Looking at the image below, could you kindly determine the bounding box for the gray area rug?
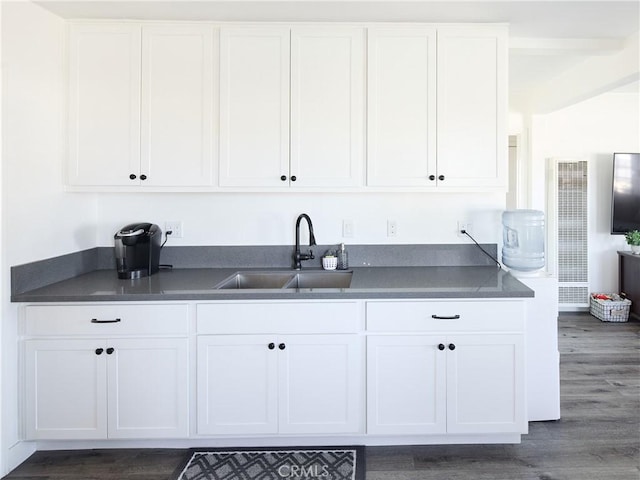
[172,447,365,480]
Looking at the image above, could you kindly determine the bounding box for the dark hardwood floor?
[4,312,639,480]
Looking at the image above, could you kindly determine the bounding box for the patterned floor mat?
[172,446,365,480]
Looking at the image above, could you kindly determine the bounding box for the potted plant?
[625,230,640,254]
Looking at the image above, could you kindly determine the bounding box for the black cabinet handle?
[431,314,460,320]
[438,175,445,181]
[290,176,297,182]
[91,318,121,324]
[140,174,147,181]
[129,174,137,180]
[95,348,104,355]
[278,343,286,350]
[280,175,287,181]
[106,347,115,355]
[448,343,456,351]
[429,175,436,181]
[268,342,275,350]
[438,343,445,351]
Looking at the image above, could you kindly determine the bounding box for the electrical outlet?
[164,221,183,239]
[342,220,355,238]
[387,220,398,237]
[457,221,472,237]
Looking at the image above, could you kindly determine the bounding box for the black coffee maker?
[114,223,162,279]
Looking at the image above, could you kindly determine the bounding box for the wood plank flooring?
[4,312,639,480]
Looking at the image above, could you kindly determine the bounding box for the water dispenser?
[502,210,545,274]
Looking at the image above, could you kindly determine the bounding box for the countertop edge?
[11,266,535,303]
[12,290,534,303]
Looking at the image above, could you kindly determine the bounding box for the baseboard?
[3,440,36,477]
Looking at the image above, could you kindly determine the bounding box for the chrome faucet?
[294,213,317,270]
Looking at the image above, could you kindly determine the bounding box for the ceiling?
[33,0,640,104]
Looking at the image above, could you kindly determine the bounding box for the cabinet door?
[68,24,141,186]
[290,27,365,187]
[107,338,189,439]
[278,334,363,434]
[446,334,526,434]
[367,335,446,435]
[219,27,290,187]
[367,27,437,187]
[197,335,278,434]
[25,339,107,440]
[436,26,507,188]
[141,25,215,186]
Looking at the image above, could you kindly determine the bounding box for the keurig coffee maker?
[114,223,162,279]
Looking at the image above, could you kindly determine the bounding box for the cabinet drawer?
[24,304,189,336]
[197,301,362,334]
[366,300,524,332]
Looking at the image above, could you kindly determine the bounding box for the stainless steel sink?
[285,271,353,289]
[214,272,294,289]
[214,271,353,290]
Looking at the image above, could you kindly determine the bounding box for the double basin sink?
[214,270,353,290]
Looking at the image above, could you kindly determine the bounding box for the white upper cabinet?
[367,27,437,187]
[141,24,215,186]
[290,27,365,187]
[218,27,290,187]
[66,22,505,191]
[68,23,215,188]
[436,26,508,188]
[219,26,365,188]
[68,24,141,186]
[367,25,507,189]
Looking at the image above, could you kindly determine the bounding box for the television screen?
[611,152,640,234]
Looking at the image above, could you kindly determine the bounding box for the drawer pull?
[106,347,115,355]
[91,318,122,324]
[95,348,104,355]
[431,314,460,320]
[438,343,445,351]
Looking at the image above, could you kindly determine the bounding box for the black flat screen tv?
[611,152,640,234]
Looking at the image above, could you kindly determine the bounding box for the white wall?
[1,1,98,474]
[95,192,506,248]
[529,90,640,294]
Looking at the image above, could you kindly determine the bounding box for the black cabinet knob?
[290,176,297,182]
[278,343,286,350]
[439,175,445,181]
[429,175,436,181]
[268,342,275,350]
[140,174,147,181]
[95,348,104,355]
[106,347,115,355]
[438,343,445,351]
[281,175,287,181]
[448,343,455,351]
[129,174,137,180]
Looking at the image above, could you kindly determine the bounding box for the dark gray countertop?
[11,266,534,302]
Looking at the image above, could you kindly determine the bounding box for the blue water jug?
[502,210,545,272]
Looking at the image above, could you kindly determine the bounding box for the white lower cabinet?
[25,339,108,439]
[196,301,364,436]
[25,337,188,440]
[197,334,363,435]
[23,304,189,440]
[366,301,526,436]
[445,334,524,434]
[21,298,526,443]
[367,335,446,434]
